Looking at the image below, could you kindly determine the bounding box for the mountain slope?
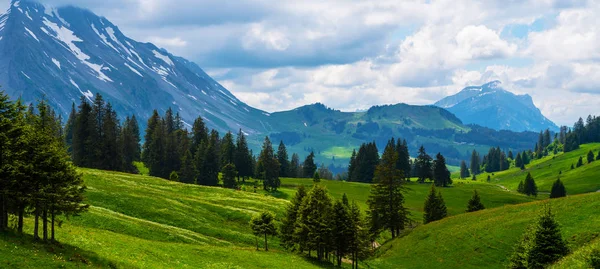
[435,81,558,132]
[0,168,322,268]
[0,0,269,133]
[367,192,600,269]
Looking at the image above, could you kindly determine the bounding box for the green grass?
[550,237,600,269]
[475,143,600,195]
[367,192,600,269]
[1,168,332,269]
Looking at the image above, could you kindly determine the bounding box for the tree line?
[347,139,451,187]
[0,92,87,242]
[65,94,141,173]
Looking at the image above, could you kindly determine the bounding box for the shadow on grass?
[0,230,119,268]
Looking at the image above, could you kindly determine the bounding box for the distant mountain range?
[0,0,543,167]
[435,81,558,132]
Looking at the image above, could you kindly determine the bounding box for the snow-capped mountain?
[0,0,271,133]
[434,81,558,132]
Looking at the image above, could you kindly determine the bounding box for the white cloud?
[147,36,188,48]
[526,4,600,61]
[455,25,517,60]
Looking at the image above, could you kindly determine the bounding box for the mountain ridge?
[434,81,558,132]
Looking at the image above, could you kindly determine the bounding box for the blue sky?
[4,0,599,125]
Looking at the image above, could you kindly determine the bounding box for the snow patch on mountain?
[152,50,174,66]
[52,58,60,69]
[24,27,39,42]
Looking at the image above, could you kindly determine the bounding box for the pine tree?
[508,206,569,268]
[577,156,584,167]
[459,160,470,179]
[348,149,357,181]
[147,119,168,178]
[222,163,238,189]
[121,116,141,173]
[518,180,525,194]
[280,185,307,250]
[470,150,481,175]
[0,92,26,231]
[64,103,76,152]
[220,131,236,167]
[433,153,452,187]
[367,140,408,239]
[198,135,220,186]
[72,97,94,167]
[523,173,538,197]
[179,150,195,184]
[515,153,523,169]
[142,110,161,165]
[396,139,411,180]
[423,185,447,224]
[313,171,320,183]
[100,103,121,171]
[190,116,208,157]
[295,184,334,260]
[332,199,352,267]
[276,141,290,177]
[466,190,485,212]
[234,129,253,182]
[290,153,301,178]
[303,151,317,178]
[415,145,432,183]
[587,150,595,164]
[348,200,369,269]
[249,211,277,251]
[549,178,567,199]
[597,151,600,161]
[257,137,280,191]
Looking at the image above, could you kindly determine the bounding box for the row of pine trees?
[0,92,87,242]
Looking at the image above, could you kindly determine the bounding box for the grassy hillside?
[0,169,327,269]
[477,143,600,195]
[277,178,535,221]
[367,192,600,269]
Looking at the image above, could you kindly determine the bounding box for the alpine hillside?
[435,81,558,132]
[0,0,271,133]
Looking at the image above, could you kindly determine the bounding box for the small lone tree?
[596,151,600,161]
[313,171,320,183]
[487,175,491,182]
[423,185,447,224]
[466,190,485,212]
[523,173,538,197]
[577,156,584,168]
[169,171,179,182]
[508,206,569,268]
[588,150,595,164]
[517,181,525,194]
[549,178,566,199]
[249,211,277,251]
[222,163,238,189]
[459,160,470,179]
